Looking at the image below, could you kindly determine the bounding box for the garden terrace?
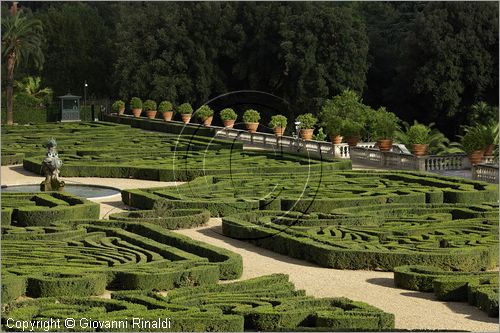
[1,219,243,302]
[2,192,100,226]
[394,265,498,317]
[1,122,350,180]
[221,203,498,271]
[122,170,498,216]
[2,274,394,332]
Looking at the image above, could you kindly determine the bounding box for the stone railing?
[472,163,499,184]
[350,146,476,172]
[215,127,338,159]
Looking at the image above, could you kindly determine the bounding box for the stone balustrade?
[472,163,499,184]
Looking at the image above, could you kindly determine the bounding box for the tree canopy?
[4,1,499,135]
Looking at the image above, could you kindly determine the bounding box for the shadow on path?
[196,223,320,269]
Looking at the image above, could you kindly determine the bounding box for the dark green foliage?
[158,100,173,112]
[296,113,317,129]
[143,99,156,111]
[1,274,26,303]
[1,220,243,301]
[177,102,193,115]
[129,96,142,109]
[243,109,260,123]
[394,265,499,317]
[3,274,394,331]
[2,192,99,226]
[3,121,349,182]
[37,2,113,97]
[109,208,210,229]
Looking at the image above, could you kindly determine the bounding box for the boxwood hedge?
[394,265,498,317]
[1,219,242,301]
[2,192,99,226]
[3,274,395,332]
[2,122,350,181]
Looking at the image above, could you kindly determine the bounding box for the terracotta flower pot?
[412,144,429,156]
[346,136,360,147]
[273,127,285,138]
[245,122,259,133]
[132,108,142,118]
[145,110,157,119]
[329,135,343,145]
[300,128,314,141]
[162,111,173,121]
[181,114,192,124]
[469,150,484,166]
[223,119,235,128]
[202,116,213,127]
[118,107,125,115]
[377,139,393,152]
[484,144,496,156]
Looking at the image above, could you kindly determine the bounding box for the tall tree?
[396,2,498,135]
[38,2,112,97]
[1,3,44,125]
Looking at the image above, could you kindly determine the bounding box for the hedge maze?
[2,192,100,226]
[2,219,243,302]
[394,265,498,317]
[121,171,498,271]
[3,274,395,331]
[1,122,350,181]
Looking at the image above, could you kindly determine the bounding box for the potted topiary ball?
[112,100,125,115]
[269,115,288,138]
[196,105,214,127]
[372,107,400,152]
[220,108,237,128]
[407,123,431,156]
[130,97,143,118]
[177,103,193,124]
[143,99,157,119]
[461,125,489,165]
[158,101,174,121]
[296,113,318,141]
[243,109,260,133]
[342,119,363,146]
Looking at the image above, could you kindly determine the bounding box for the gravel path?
[2,165,497,331]
[175,219,498,331]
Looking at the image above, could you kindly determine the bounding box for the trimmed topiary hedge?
[1,219,243,301]
[3,274,395,332]
[109,208,210,229]
[222,209,497,271]
[2,121,350,181]
[394,265,498,317]
[2,192,100,226]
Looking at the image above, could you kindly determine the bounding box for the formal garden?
[1,1,499,332]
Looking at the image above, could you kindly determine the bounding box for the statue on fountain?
[40,138,65,192]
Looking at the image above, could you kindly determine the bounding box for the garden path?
[1,165,497,331]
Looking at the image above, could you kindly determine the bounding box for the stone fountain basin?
[1,184,120,199]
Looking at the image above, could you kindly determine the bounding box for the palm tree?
[2,9,44,125]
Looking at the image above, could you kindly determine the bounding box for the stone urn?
[273,127,285,138]
[132,108,142,118]
[469,150,484,166]
[245,122,259,133]
[181,114,192,124]
[145,110,157,119]
[377,139,393,152]
[223,120,235,128]
[412,144,429,156]
[330,135,343,145]
[162,111,173,121]
[202,116,213,127]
